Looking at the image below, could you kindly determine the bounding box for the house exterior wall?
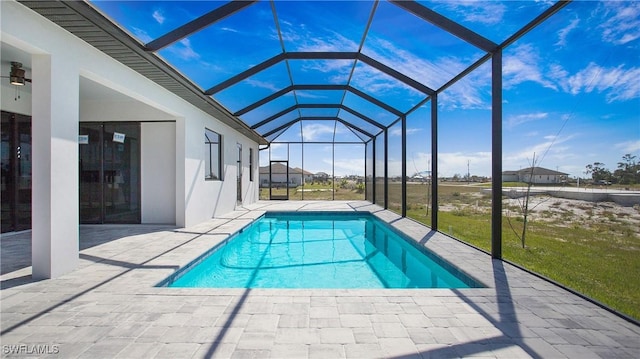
[78,100,178,224]
[1,0,259,276]
[502,174,519,182]
[258,172,302,186]
[521,174,564,184]
[141,122,176,224]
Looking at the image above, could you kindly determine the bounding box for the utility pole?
[467,160,470,184]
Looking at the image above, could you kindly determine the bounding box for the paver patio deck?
[1,201,639,358]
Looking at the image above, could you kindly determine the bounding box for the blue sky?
[92,0,639,178]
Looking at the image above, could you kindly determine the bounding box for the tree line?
[585,154,639,185]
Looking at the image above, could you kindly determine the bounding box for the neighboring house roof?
[259,163,306,175]
[503,167,568,176]
[293,167,314,176]
[315,172,329,177]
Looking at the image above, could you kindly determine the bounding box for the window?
[205,128,221,180]
[249,148,254,181]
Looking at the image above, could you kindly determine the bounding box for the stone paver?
[1,201,639,358]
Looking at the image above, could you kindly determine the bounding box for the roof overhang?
[18,0,268,145]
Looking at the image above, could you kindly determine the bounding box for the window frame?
[249,148,254,181]
[205,128,222,181]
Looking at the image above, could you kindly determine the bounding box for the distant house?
[259,164,313,187]
[502,170,520,182]
[502,167,568,184]
[294,168,315,184]
[314,172,330,182]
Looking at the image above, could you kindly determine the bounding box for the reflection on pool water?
[164,212,483,289]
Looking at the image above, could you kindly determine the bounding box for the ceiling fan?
[2,62,32,101]
[2,62,32,86]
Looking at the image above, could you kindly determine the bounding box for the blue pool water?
[165,212,482,289]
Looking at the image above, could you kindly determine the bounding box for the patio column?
[491,50,503,259]
[31,54,79,279]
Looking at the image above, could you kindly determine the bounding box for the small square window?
[205,128,222,180]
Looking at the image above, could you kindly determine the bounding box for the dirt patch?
[503,195,640,236]
[436,191,640,238]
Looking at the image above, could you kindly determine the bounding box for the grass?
[429,184,640,321]
[259,182,365,201]
[261,181,640,321]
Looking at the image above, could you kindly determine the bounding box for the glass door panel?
[15,115,31,231]
[103,123,140,223]
[1,113,14,232]
[79,123,103,223]
[79,122,140,224]
[1,111,32,233]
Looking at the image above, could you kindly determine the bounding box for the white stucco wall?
[522,174,563,184]
[1,0,260,276]
[141,122,176,224]
[1,0,260,228]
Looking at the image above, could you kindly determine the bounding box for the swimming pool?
[163,212,483,289]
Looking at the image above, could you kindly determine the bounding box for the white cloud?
[598,2,640,45]
[220,27,239,33]
[364,37,488,109]
[132,27,153,43]
[365,37,459,90]
[296,31,359,52]
[504,42,640,103]
[332,157,365,176]
[615,140,640,153]
[506,112,548,129]
[556,18,580,47]
[277,21,358,52]
[264,143,288,164]
[295,91,327,99]
[244,78,281,92]
[438,67,491,110]
[505,134,576,166]
[562,62,640,103]
[464,4,505,25]
[503,44,557,90]
[152,9,165,25]
[298,59,353,84]
[547,63,569,83]
[302,123,338,142]
[435,1,505,25]
[388,127,422,137]
[437,151,492,178]
[351,63,420,98]
[404,151,494,178]
[166,38,200,61]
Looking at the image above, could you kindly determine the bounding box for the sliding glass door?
[1,111,31,233]
[79,122,140,224]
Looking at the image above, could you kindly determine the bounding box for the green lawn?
[413,183,640,321]
[259,182,365,201]
[434,210,640,321]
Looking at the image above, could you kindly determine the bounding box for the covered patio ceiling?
[73,0,567,144]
